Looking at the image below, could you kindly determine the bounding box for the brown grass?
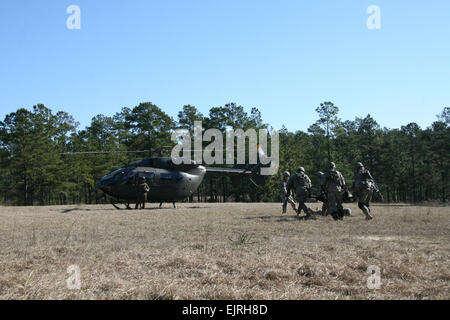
[0,202,448,300]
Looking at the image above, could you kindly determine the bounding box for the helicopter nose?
[95,180,110,193]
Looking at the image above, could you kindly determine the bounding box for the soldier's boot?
[334,203,344,220]
[291,202,297,212]
[331,211,339,220]
[301,206,314,220]
[135,203,139,209]
[364,209,373,220]
[306,213,316,220]
[366,204,373,219]
[306,208,316,220]
[359,202,372,220]
[282,202,287,214]
[337,207,344,219]
[299,204,305,217]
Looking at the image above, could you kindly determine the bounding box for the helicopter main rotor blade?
[204,167,253,176]
[61,150,150,155]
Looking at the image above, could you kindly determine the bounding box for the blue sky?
[0,0,449,131]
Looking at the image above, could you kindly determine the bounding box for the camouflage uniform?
[320,162,346,220]
[135,178,150,209]
[281,172,297,214]
[353,162,374,220]
[287,167,314,219]
[317,171,329,216]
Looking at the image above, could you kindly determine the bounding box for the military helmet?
[297,167,305,173]
[355,162,364,169]
[283,171,290,177]
[328,162,336,169]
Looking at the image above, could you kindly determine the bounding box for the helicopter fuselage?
[96,160,206,202]
[95,153,270,205]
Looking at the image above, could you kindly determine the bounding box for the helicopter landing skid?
[110,199,132,210]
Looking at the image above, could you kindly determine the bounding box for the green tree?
[118,102,175,154]
[313,102,340,162]
[0,105,77,205]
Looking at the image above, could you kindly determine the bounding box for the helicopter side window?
[102,168,125,180]
[160,173,172,180]
[114,172,125,182]
[144,172,155,179]
[134,172,155,181]
[111,168,133,183]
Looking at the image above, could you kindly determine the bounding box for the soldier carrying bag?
[327,171,340,185]
[359,170,374,191]
[296,173,308,188]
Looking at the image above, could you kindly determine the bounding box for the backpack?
[361,170,372,182]
[327,170,340,184]
[296,173,310,188]
[296,173,307,187]
[360,170,374,190]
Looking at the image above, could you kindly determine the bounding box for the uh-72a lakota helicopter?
[66,146,275,209]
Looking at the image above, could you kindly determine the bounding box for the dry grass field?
[0,202,448,300]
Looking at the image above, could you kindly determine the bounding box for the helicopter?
[70,146,275,209]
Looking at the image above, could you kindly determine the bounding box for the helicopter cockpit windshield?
[98,167,135,186]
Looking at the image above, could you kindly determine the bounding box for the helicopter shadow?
[129,206,211,212]
[127,207,173,212]
[60,208,95,213]
[244,215,317,222]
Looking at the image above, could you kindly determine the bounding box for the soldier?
[281,171,297,214]
[316,171,329,216]
[135,177,150,209]
[320,162,346,220]
[353,162,375,220]
[287,167,315,219]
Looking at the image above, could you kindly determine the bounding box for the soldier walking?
[316,171,329,216]
[320,162,346,220]
[281,171,297,214]
[353,162,376,220]
[135,177,150,209]
[287,167,315,219]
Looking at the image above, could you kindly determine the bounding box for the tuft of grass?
[228,232,256,246]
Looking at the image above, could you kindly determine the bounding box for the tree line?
[0,102,448,206]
